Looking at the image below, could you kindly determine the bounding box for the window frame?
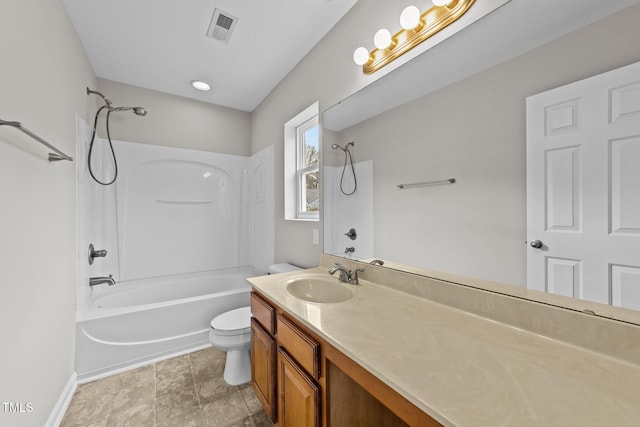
[284,101,319,222]
[295,116,320,220]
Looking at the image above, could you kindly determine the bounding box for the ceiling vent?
[206,8,239,44]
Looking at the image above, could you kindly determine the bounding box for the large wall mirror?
[322,0,640,325]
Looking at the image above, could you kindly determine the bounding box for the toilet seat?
[210,306,251,336]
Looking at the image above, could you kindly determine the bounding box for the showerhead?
[87,87,147,116]
[331,142,355,151]
[133,107,147,116]
[111,106,147,116]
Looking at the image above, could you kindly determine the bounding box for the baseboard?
[45,372,77,427]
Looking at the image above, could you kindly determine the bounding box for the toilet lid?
[210,306,251,331]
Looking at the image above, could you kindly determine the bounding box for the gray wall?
[97,79,251,155]
[0,1,96,426]
[250,0,415,268]
[252,1,640,276]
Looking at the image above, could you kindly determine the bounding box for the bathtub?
[75,266,259,381]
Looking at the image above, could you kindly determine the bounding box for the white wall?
[96,78,251,156]
[0,1,96,426]
[252,1,640,279]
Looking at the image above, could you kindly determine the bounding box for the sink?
[286,276,354,303]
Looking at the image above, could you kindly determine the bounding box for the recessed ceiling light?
[190,80,211,91]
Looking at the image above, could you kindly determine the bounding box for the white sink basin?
[286,276,354,303]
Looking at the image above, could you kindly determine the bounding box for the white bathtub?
[75,267,259,381]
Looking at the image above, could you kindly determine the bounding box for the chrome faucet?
[89,275,115,287]
[328,263,365,285]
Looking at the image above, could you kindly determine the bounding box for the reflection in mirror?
[322,0,640,324]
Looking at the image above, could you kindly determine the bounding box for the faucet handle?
[351,268,365,284]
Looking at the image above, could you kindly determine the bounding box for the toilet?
[209,263,301,385]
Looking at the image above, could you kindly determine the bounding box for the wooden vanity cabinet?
[250,318,277,421]
[250,293,277,421]
[278,347,320,427]
[250,290,441,427]
[251,291,321,425]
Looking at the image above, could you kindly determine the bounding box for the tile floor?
[61,346,273,427]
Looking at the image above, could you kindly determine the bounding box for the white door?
[526,61,640,310]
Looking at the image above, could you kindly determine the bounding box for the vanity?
[249,254,640,427]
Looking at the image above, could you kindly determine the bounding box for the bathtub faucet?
[89,275,116,287]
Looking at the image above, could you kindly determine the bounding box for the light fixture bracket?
[363,0,476,74]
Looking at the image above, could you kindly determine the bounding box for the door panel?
[251,318,277,422]
[527,61,640,308]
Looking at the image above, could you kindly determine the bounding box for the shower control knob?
[529,240,544,249]
[345,228,357,240]
[89,243,108,265]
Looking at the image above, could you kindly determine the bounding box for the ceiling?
[63,0,358,112]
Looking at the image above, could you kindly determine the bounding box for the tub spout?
[90,275,115,287]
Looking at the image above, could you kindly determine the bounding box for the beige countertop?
[248,266,640,427]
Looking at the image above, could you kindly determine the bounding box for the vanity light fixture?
[353,0,475,74]
[190,80,211,91]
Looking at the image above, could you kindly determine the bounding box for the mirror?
[322,0,640,324]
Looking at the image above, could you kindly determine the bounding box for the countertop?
[248,266,640,427]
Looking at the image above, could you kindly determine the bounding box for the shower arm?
[86,87,111,107]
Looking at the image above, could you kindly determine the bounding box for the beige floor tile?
[74,376,118,401]
[197,376,238,404]
[251,410,274,427]
[110,381,156,413]
[156,354,194,396]
[190,346,226,384]
[238,384,262,415]
[60,394,112,427]
[156,386,201,421]
[105,401,155,427]
[155,407,205,427]
[64,348,268,427]
[86,419,108,427]
[202,390,251,427]
[189,346,226,365]
[115,364,155,390]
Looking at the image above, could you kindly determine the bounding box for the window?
[284,102,320,221]
[296,117,319,219]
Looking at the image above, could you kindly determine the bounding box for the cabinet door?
[251,318,277,422]
[277,348,320,427]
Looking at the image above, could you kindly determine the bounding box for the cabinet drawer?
[277,315,320,379]
[251,292,276,335]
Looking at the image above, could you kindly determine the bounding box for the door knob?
[530,240,543,249]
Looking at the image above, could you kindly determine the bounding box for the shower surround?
[75,117,274,380]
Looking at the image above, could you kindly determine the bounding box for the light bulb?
[353,47,370,66]
[432,0,454,6]
[400,6,421,30]
[190,80,211,91]
[373,29,392,50]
